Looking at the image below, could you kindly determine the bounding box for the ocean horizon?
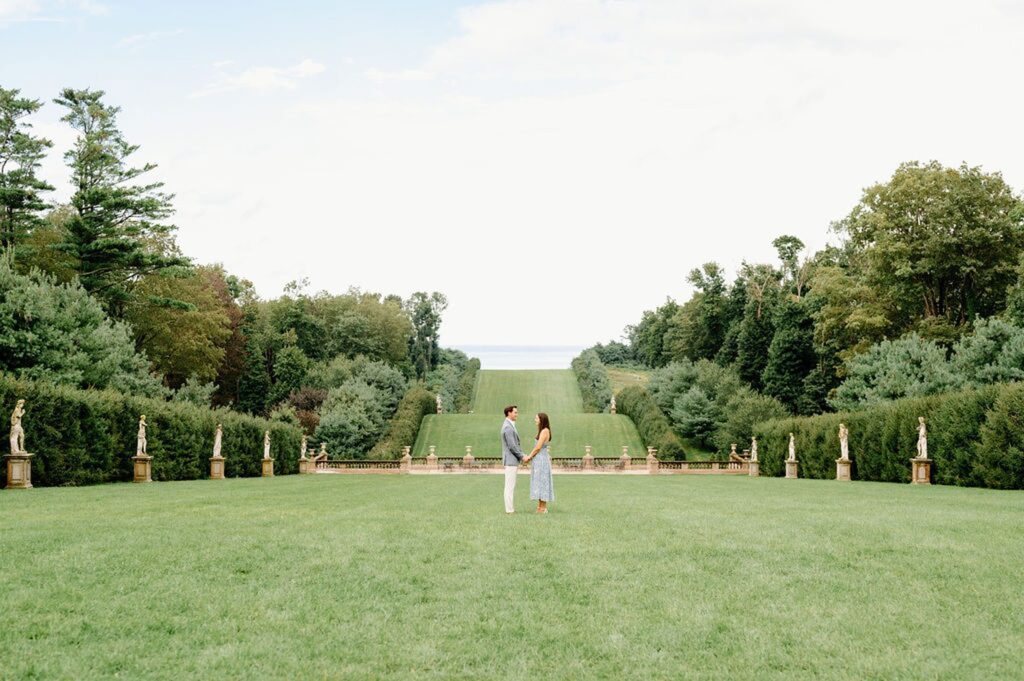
[453,345,587,370]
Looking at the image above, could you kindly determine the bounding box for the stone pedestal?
[5,452,34,489]
[582,445,594,470]
[749,461,760,477]
[210,455,225,480]
[620,446,631,470]
[911,457,931,485]
[298,458,310,474]
[836,458,851,481]
[646,448,659,474]
[261,458,274,477]
[426,445,438,471]
[463,451,475,468]
[132,455,152,483]
[785,459,799,479]
[401,449,412,472]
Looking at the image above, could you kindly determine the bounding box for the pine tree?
[761,300,815,411]
[0,87,53,262]
[735,297,775,389]
[55,88,186,315]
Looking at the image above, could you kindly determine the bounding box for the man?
[501,405,524,514]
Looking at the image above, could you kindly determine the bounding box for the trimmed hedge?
[616,385,686,460]
[571,350,612,413]
[752,383,1019,487]
[455,358,480,413]
[368,385,436,459]
[0,373,303,487]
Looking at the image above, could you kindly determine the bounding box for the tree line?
[0,85,462,457]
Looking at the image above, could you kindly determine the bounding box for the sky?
[3,0,1024,346]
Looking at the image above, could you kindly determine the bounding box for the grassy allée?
[2,475,1022,680]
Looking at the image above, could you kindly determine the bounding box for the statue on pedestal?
[10,399,25,455]
[137,415,148,455]
[263,430,271,459]
[610,395,616,414]
[436,393,443,414]
[916,417,928,459]
[788,433,796,462]
[213,424,223,458]
[300,435,308,459]
[750,436,758,462]
[839,423,849,461]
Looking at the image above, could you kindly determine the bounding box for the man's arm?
[503,427,524,461]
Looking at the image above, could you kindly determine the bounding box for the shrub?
[752,383,1013,488]
[0,373,303,487]
[616,385,686,460]
[368,385,436,459]
[571,350,612,413]
[454,358,480,412]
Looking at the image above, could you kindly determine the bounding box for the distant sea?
[453,345,587,370]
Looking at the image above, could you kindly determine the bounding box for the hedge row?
[616,385,686,460]
[571,350,613,413]
[0,374,304,487]
[752,382,1024,489]
[455,358,481,413]
[368,385,436,459]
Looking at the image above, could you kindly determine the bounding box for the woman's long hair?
[536,412,552,441]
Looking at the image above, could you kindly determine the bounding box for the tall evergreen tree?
[406,291,448,378]
[0,87,53,262]
[761,299,815,412]
[55,88,186,315]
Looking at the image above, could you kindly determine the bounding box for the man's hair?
[504,405,518,417]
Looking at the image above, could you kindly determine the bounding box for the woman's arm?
[524,429,550,462]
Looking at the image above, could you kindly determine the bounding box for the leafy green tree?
[714,276,747,366]
[761,299,815,412]
[236,307,273,415]
[0,261,164,396]
[269,344,310,407]
[830,334,957,410]
[837,161,1024,330]
[712,388,788,453]
[628,299,679,368]
[172,376,217,407]
[55,88,186,314]
[406,291,448,378]
[0,87,53,263]
[666,263,728,361]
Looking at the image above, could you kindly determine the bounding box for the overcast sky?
[3,0,1024,346]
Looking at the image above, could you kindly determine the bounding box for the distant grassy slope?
[413,413,645,458]
[607,367,650,394]
[470,369,584,416]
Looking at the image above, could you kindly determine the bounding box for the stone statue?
[916,417,928,459]
[263,430,271,459]
[839,423,849,461]
[788,432,796,462]
[730,443,737,457]
[300,435,308,459]
[213,424,223,458]
[610,395,617,414]
[9,399,26,455]
[750,436,758,462]
[137,415,147,456]
[436,393,443,414]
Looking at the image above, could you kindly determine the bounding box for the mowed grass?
[607,366,650,393]
[413,413,645,458]
[470,370,585,415]
[1,476,1022,680]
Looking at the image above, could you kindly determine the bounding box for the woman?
[523,413,554,513]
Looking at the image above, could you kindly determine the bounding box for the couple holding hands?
[500,405,555,514]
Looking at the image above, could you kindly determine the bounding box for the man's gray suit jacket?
[501,419,524,466]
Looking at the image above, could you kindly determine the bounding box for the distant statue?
[137,415,148,456]
[436,393,443,414]
[788,433,796,462]
[10,399,26,454]
[610,395,617,414]
[839,423,849,460]
[916,417,928,459]
[263,430,271,459]
[750,436,758,462]
[300,435,308,459]
[213,424,223,458]
[316,442,328,461]
[730,443,737,457]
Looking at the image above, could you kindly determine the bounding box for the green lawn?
[2,476,1022,679]
[470,369,585,415]
[607,366,650,394]
[413,413,645,458]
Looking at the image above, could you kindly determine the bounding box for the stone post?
[5,452,34,489]
[646,447,659,474]
[463,445,474,468]
[426,445,438,471]
[620,446,631,470]
[748,459,760,477]
[582,445,594,470]
[132,454,152,483]
[401,446,412,472]
[262,457,274,477]
[785,459,799,479]
[910,457,932,485]
[835,458,851,481]
[210,454,225,480]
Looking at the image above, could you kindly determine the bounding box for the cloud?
[364,68,433,82]
[190,58,326,98]
[0,0,41,24]
[0,0,106,26]
[117,28,183,48]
